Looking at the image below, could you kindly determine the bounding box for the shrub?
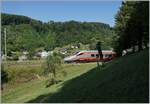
[43,54,62,87]
[43,54,62,77]
[1,64,9,90]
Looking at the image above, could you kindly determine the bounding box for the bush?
[43,54,62,77]
[45,78,62,88]
[43,54,62,87]
[1,64,9,90]
[53,52,65,58]
[1,70,9,84]
[12,54,19,60]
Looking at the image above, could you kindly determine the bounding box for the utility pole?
[4,28,7,62]
[4,28,8,72]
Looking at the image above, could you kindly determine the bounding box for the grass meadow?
[2,49,149,103]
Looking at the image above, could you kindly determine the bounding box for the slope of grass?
[2,63,97,103]
[28,49,149,103]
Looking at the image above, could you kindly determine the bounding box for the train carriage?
[64,50,116,63]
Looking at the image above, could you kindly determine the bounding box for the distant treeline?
[1,13,115,57]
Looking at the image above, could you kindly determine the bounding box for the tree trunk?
[144,41,148,49]
[138,38,143,51]
[132,45,135,53]
[53,69,56,78]
[97,55,100,68]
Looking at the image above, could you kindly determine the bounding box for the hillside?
[1,13,116,59]
[28,49,149,103]
[1,13,36,25]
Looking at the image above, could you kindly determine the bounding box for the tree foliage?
[1,13,116,59]
[1,13,32,25]
[43,54,62,78]
[114,1,149,56]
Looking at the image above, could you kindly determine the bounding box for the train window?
[91,54,95,57]
[73,51,79,55]
[109,54,112,58]
[77,53,84,56]
[105,54,112,58]
[105,54,108,58]
[96,54,99,58]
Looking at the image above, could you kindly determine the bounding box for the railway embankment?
[28,49,149,103]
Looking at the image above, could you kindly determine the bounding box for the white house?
[37,51,53,58]
[41,51,49,58]
[18,55,27,61]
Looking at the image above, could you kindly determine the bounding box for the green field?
[2,62,97,103]
[2,49,149,103]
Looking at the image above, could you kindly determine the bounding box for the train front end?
[63,55,77,63]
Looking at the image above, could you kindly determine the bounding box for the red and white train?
[64,50,116,63]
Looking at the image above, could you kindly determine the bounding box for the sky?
[1,1,122,27]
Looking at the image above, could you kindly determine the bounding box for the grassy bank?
[2,49,149,103]
[2,62,97,103]
[29,49,149,103]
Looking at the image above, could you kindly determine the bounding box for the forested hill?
[1,13,115,57]
[1,13,35,25]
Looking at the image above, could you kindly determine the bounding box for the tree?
[114,1,135,56]
[44,32,56,51]
[124,1,149,51]
[114,1,149,56]
[43,54,62,87]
